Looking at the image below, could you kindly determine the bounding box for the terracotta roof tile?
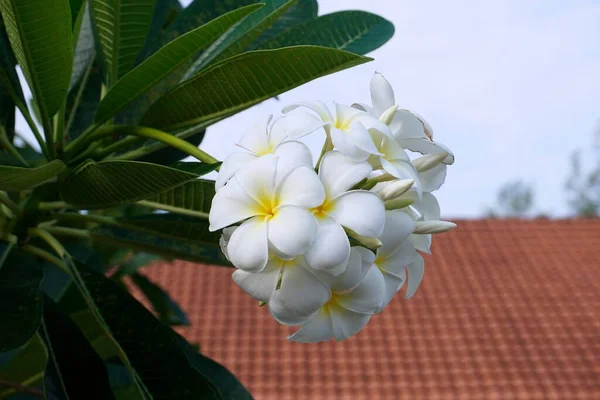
[138,219,600,399]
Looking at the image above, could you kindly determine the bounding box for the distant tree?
[487,180,535,218]
[565,126,600,217]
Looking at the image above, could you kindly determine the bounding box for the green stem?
[68,142,102,164]
[64,122,101,155]
[39,226,91,240]
[0,192,22,215]
[65,59,94,135]
[315,134,333,170]
[137,200,209,219]
[18,104,48,159]
[38,201,70,211]
[66,125,218,164]
[0,127,29,166]
[53,101,67,158]
[48,212,117,226]
[42,117,55,159]
[22,244,69,274]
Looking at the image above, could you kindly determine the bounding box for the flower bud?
[344,227,382,250]
[377,179,414,201]
[384,197,414,210]
[412,152,448,173]
[413,220,457,234]
[379,105,399,125]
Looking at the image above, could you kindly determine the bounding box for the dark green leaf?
[94,3,263,125]
[0,160,66,191]
[69,0,85,25]
[0,334,47,398]
[130,273,189,326]
[65,61,103,141]
[116,214,219,245]
[60,160,200,208]
[141,46,371,131]
[78,267,224,399]
[41,297,116,400]
[0,0,73,120]
[258,11,395,55]
[69,2,95,91]
[90,0,157,84]
[0,15,25,108]
[118,252,162,275]
[169,162,220,175]
[137,129,206,165]
[147,179,214,214]
[249,0,317,49]
[91,224,230,265]
[0,244,44,352]
[135,0,183,61]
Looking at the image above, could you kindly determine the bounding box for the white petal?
[234,154,276,207]
[399,138,455,165]
[215,152,257,190]
[315,246,374,292]
[318,151,372,198]
[349,122,383,155]
[219,226,236,261]
[410,233,432,254]
[232,259,281,302]
[381,158,422,198]
[269,263,330,325]
[412,192,441,221]
[378,131,410,162]
[330,191,386,237]
[236,115,272,154]
[329,304,372,341]
[390,110,427,140]
[283,101,333,123]
[275,165,325,208]
[379,269,406,311]
[336,265,385,314]
[270,112,326,143]
[378,240,417,277]
[268,206,317,258]
[351,103,374,115]
[405,253,425,299]
[288,308,333,343]
[370,72,395,117]
[419,163,447,192]
[330,126,373,161]
[304,217,350,274]
[273,141,313,172]
[334,102,365,126]
[209,178,259,231]
[379,210,416,257]
[227,216,269,272]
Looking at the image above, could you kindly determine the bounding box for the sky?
[15,0,600,218]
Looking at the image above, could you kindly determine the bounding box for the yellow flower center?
[334,117,351,131]
[311,198,334,219]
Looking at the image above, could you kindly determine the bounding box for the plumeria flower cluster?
[209,72,456,343]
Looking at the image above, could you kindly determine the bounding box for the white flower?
[209,155,324,272]
[215,115,322,189]
[233,255,330,324]
[305,151,386,274]
[287,247,386,343]
[355,72,455,165]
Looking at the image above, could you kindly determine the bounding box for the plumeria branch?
[0,127,30,166]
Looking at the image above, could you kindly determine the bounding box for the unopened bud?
[258,301,266,307]
[379,105,399,125]
[384,197,414,210]
[344,227,382,250]
[412,152,448,173]
[413,220,456,234]
[377,179,414,201]
[362,173,396,190]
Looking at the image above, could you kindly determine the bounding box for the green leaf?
[65,61,103,141]
[0,160,66,192]
[118,252,162,275]
[0,85,14,143]
[0,334,47,398]
[77,267,226,399]
[249,0,317,49]
[90,0,157,85]
[147,179,214,214]
[0,15,25,121]
[137,129,206,165]
[41,297,116,400]
[0,244,44,352]
[91,224,230,265]
[69,2,95,91]
[94,3,263,125]
[169,162,221,175]
[0,0,73,120]
[130,273,189,326]
[60,160,200,208]
[135,0,183,61]
[115,214,218,245]
[142,46,371,131]
[257,11,395,55]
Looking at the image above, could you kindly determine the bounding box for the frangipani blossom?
[209,155,324,272]
[355,72,455,165]
[305,151,386,274]
[283,101,391,162]
[288,247,386,343]
[215,115,323,189]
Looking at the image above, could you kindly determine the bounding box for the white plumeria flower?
[215,115,323,189]
[233,255,330,324]
[209,155,324,272]
[287,247,386,343]
[283,101,391,162]
[354,72,454,165]
[305,151,386,274]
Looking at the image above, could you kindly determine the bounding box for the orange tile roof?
[139,219,600,399]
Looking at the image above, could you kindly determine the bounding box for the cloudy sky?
[15,1,600,218]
